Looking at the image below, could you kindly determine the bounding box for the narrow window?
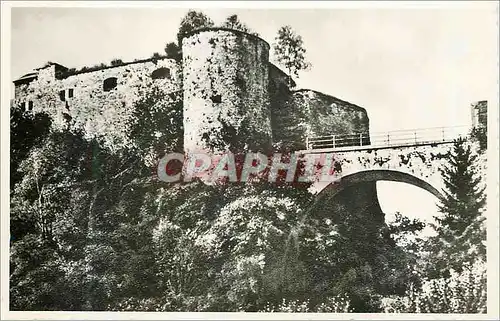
[28,101,33,111]
[59,90,66,102]
[68,88,74,98]
[103,77,117,92]
[151,67,171,80]
[20,102,26,110]
[211,94,222,104]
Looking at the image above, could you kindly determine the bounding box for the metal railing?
[305,125,470,151]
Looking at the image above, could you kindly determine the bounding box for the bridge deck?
[299,139,457,154]
[302,125,469,154]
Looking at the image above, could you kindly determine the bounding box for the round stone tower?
[181,27,273,155]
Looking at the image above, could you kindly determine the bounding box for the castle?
[13,27,370,155]
[12,26,488,244]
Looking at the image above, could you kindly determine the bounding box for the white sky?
[9,3,498,229]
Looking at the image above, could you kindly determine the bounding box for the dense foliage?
[8,87,419,312]
[12,95,486,313]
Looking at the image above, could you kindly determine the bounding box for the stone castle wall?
[14,59,181,150]
[13,28,370,154]
[293,89,369,139]
[182,28,273,154]
[270,87,370,151]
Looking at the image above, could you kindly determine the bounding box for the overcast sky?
[9,3,498,228]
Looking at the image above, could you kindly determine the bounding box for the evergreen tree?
[427,138,486,278]
[436,138,486,233]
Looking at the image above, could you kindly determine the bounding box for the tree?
[272,26,311,87]
[296,187,426,313]
[382,138,488,313]
[426,138,486,278]
[177,10,215,44]
[164,42,182,62]
[222,14,257,35]
[9,81,185,311]
[381,263,487,313]
[110,58,124,66]
[10,128,98,310]
[10,106,52,190]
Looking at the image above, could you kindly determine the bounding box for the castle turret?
[181,27,273,155]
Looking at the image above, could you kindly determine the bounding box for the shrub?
[110,59,124,66]
[259,296,351,313]
[381,263,487,313]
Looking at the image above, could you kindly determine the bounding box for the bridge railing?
[305,125,470,150]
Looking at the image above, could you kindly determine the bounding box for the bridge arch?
[318,169,445,202]
[298,142,457,223]
[301,169,445,225]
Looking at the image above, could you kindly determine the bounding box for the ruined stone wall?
[182,28,273,154]
[269,88,370,150]
[293,89,369,138]
[471,100,487,129]
[14,30,371,155]
[14,59,181,150]
[268,64,300,151]
[268,63,295,91]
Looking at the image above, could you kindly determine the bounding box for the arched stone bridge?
[299,126,471,217]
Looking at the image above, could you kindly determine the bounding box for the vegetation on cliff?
[10,86,487,313]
